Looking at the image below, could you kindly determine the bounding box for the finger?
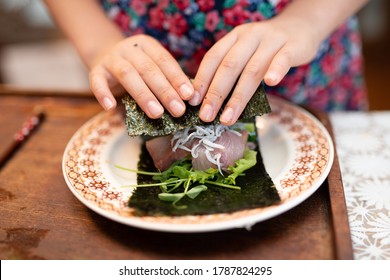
[107,58,164,119]
[89,68,117,110]
[143,38,194,100]
[124,48,186,117]
[199,35,261,122]
[220,39,285,125]
[189,32,238,106]
[264,45,295,86]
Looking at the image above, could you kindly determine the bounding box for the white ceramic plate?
[62,96,334,232]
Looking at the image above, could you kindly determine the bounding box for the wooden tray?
[0,92,352,260]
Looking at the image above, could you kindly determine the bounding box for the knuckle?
[206,87,224,100]
[175,73,189,83]
[229,93,244,106]
[203,49,220,63]
[283,50,293,63]
[192,75,207,89]
[90,80,103,94]
[220,57,238,70]
[141,34,156,43]
[89,70,102,80]
[192,76,210,97]
[232,23,252,35]
[154,52,171,65]
[137,61,156,76]
[157,86,174,100]
[268,29,287,42]
[88,72,98,82]
[89,73,105,94]
[89,72,99,84]
[279,49,292,64]
[129,33,148,44]
[249,22,262,33]
[115,64,132,79]
[135,34,148,41]
[243,63,261,77]
[130,89,148,101]
[232,24,244,33]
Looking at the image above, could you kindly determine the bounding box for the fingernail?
[179,83,194,99]
[200,104,214,122]
[102,97,115,110]
[170,99,186,116]
[189,91,201,106]
[220,107,235,124]
[265,71,279,83]
[147,100,164,117]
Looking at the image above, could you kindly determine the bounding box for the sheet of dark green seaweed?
[128,141,280,217]
[123,83,271,137]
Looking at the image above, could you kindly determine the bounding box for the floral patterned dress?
[101,0,367,111]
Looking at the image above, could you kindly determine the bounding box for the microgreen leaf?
[114,164,161,176]
[189,169,218,183]
[204,180,241,190]
[224,149,257,185]
[159,193,187,209]
[173,166,191,179]
[158,192,185,202]
[186,185,208,199]
[152,159,191,181]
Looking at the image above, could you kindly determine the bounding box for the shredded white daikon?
[171,124,241,174]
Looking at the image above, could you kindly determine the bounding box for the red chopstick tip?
[12,106,46,142]
[1,106,46,168]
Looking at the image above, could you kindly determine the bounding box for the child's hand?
[89,34,194,118]
[190,18,319,126]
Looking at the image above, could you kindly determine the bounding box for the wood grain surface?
[0,92,352,260]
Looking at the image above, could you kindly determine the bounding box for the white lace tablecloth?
[330,112,390,260]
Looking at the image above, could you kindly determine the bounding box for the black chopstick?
[0,106,46,169]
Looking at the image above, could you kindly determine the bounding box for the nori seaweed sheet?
[128,140,280,216]
[123,83,271,136]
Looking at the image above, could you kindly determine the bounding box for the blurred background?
[0,0,389,109]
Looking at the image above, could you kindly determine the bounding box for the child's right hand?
[89,34,194,118]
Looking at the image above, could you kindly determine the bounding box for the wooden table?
[0,87,353,260]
